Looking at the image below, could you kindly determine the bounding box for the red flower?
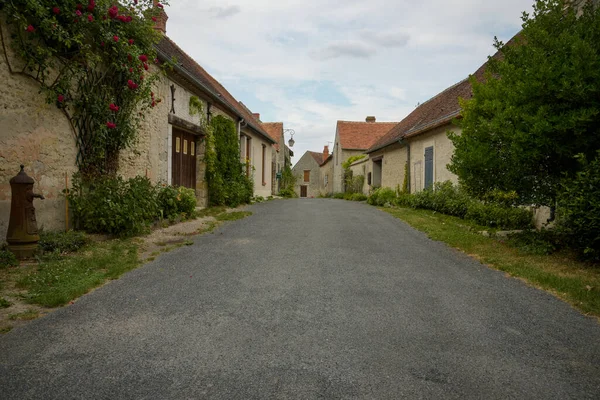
[106,122,116,129]
[76,10,82,16]
[76,3,83,10]
[151,16,157,22]
[57,94,65,103]
[127,54,132,61]
[87,14,93,22]
[143,63,149,71]
[138,54,148,62]
[53,7,60,15]
[113,35,119,42]
[156,3,163,8]
[109,103,119,112]
[87,0,96,12]
[154,58,159,64]
[128,39,134,45]
[139,75,144,80]
[129,67,133,73]
[151,100,156,108]
[101,41,105,47]
[108,5,118,18]
[26,25,35,32]
[127,80,138,90]
[151,92,154,97]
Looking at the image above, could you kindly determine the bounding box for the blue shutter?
[424,146,434,190]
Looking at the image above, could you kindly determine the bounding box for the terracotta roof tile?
[337,121,399,150]
[156,36,274,143]
[308,151,324,165]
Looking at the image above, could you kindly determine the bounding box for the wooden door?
[172,129,197,189]
[300,186,307,198]
[424,146,434,190]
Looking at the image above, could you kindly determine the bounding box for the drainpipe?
[399,138,411,193]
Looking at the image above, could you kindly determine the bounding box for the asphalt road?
[1,199,599,399]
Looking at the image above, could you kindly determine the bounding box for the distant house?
[261,122,294,195]
[331,117,398,193]
[319,146,333,196]
[292,149,329,198]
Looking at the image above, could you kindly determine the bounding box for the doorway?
[172,129,198,189]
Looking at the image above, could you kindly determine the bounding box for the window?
[324,174,328,186]
[304,170,310,183]
[191,141,195,156]
[262,144,266,186]
[367,172,372,185]
[175,137,180,153]
[183,139,188,155]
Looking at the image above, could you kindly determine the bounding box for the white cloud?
[208,5,241,19]
[163,0,534,164]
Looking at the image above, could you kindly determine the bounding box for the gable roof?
[367,34,520,154]
[337,121,399,150]
[309,151,324,165]
[155,36,275,144]
[261,122,283,151]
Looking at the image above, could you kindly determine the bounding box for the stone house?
[292,150,328,198]
[331,117,398,194]
[0,10,274,238]
[261,122,294,195]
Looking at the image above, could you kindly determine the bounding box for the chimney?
[366,116,376,123]
[253,113,261,121]
[323,145,329,161]
[153,0,168,34]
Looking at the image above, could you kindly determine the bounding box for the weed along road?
[1,199,600,399]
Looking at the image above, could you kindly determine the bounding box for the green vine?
[1,0,170,178]
[204,115,253,207]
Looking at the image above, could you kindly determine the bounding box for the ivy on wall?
[0,0,169,178]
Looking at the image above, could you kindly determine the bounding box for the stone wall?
[0,23,77,240]
[319,160,334,196]
[348,159,369,194]
[242,128,273,198]
[292,152,320,198]
[367,143,408,193]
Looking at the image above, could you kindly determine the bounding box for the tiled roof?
[337,121,399,150]
[367,35,518,153]
[261,122,283,152]
[321,154,333,166]
[309,151,324,166]
[155,36,274,144]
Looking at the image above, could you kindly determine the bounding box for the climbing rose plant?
[1,0,169,177]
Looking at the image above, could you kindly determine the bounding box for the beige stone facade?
[0,22,77,239]
[407,124,459,193]
[319,157,334,196]
[240,129,273,198]
[292,152,321,198]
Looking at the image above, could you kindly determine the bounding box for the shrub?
[176,187,197,217]
[39,231,90,254]
[0,297,12,308]
[0,249,18,269]
[557,152,600,261]
[333,193,345,199]
[367,187,396,206]
[351,193,368,201]
[409,182,473,218]
[506,230,562,256]
[68,175,159,237]
[465,202,533,230]
[157,185,179,219]
[279,188,297,198]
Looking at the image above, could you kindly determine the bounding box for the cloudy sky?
[164,0,534,164]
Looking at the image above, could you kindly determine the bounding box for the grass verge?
[17,239,139,308]
[383,207,600,318]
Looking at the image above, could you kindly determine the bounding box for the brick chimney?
[153,0,168,34]
[323,145,329,161]
[366,116,376,123]
[253,113,261,121]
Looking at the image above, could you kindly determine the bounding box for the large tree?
[448,0,600,207]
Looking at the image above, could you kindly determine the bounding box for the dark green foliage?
[350,193,368,201]
[370,181,533,230]
[157,186,197,220]
[464,202,534,230]
[68,175,159,237]
[39,231,90,254]
[449,0,600,206]
[557,152,600,260]
[367,187,396,206]
[0,249,18,269]
[333,193,345,199]
[279,165,297,198]
[206,116,254,207]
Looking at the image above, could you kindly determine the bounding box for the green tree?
[448,0,600,207]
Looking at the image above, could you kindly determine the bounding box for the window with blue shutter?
[424,146,434,190]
